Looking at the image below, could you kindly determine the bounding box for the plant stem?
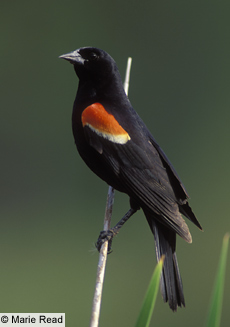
[89,57,132,327]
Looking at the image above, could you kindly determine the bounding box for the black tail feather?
[145,213,185,311]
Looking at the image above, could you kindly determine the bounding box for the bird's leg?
[96,208,137,253]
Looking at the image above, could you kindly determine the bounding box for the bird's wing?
[81,103,192,242]
[111,139,192,243]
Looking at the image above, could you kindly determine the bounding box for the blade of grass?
[206,233,229,327]
[135,256,165,327]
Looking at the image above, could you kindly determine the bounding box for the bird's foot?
[95,229,117,253]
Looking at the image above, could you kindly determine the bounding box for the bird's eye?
[89,52,98,61]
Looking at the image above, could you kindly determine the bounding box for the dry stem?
[89,57,132,327]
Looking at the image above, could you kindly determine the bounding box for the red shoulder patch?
[81,103,130,144]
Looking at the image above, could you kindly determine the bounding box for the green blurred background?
[1,1,230,326]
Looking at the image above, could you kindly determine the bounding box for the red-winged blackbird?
[60,47,202,311]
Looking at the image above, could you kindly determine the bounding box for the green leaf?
[206,233,229,327]
[135,256,165,327]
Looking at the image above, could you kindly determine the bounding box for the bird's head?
[59,47,118,82]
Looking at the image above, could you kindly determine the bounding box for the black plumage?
[60,47,202,311]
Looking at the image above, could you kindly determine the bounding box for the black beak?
[59,49,84,65]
